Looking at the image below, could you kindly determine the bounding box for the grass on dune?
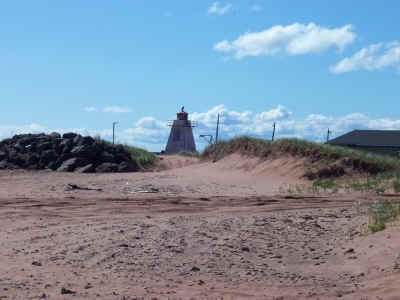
[122,145,158,168]
[201,136,400,172]
[177,151,200,158]
[368,200,400,232]
[94,136,157,168]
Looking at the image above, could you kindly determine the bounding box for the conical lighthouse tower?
[165,107,197,154]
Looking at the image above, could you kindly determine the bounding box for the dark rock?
[0,160,17,170]
[14,141,26,153]
[62,132,78,139]
[17,136,36,147]
[118,161,136,172]
[0,133,139,173]
[114,153,130,164]
[60,287,76,295]
[9,153,25,166]
[73,135,82,145]
[79,136,95,146]
[37,142,53,152]
[59,139,73,154]
[241,246,250,252]
[344,248,355,255]
[57,158,87,172]
[40,150,58,168]
[191,266,200,272]
[95,163,119,173]
[75,164,94,173]
[71,144,99,160]
[0,151,7,161]
[99,151,115,163]
[49,132,61,139]
[32,261,42,266]
[22,153,39,168]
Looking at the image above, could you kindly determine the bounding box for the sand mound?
[153,155,200,171]
[202,137,398,179]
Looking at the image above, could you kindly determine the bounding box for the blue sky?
[1,1,400,151]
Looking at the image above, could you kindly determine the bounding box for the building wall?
[165,120,196,154]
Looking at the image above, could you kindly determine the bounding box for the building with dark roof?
[327,130,400,157]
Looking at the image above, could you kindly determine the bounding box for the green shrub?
[177,151,200,158]
[393,179,400,193]
[123,145,158,168]
[368,222,386,233]
[312,179,340,190]
[368,200,400,233]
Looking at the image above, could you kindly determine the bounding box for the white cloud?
[214,23,356,59]
[84,107,97,112]
[84,106,133,113]
[187,105,400,143]
[208,2,233,15]
[250,4,263,12]
[255,105,292,121]
[191,104,253,127]
[330,41,400,73]
[103,106,133,113]
[123,117,169,146]
[3,105,400,151]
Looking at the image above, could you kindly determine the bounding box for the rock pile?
[0,133,139,173]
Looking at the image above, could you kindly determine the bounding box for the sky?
[1,1,400,151]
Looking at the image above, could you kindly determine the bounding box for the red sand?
[0,154,399,299]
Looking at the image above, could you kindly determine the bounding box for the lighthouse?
[165,107,197,154]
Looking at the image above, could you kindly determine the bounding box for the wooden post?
[272,122,276,141]
[326,128,331,143]
[215,113,220,144]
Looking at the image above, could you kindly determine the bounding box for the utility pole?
[326,128,332,143]
[112,121,119,145]
[215,113,220,144]
[272,122,276,141]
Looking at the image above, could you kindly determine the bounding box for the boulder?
[22,153,39,168]
[0,151,6,161]
[73,135,82,145]
[116,154,131,164]
[56,158,86,172]
[79,136,95,146]
[59,139,73,154]
[0,160,17,170]
[95,163,119,173]
[49,132,61,139]
[37,142,53,152]
[62,132,78,139]
[70,144,99,160]
[75,164,95,173]
[99,151,115,163]
[0,132,140,173]
[39,150,58,168]
[118,161,137,172]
